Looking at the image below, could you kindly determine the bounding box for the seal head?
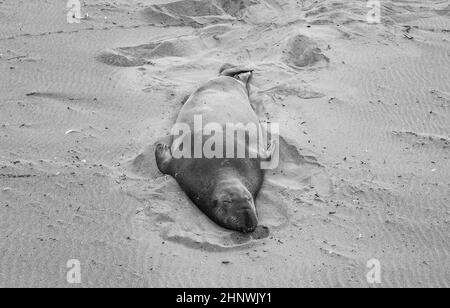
[211,177,258,233]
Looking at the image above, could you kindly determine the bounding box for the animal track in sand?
[96,49,154,67]
[96,36,209,67]
[392,131,450,149]
[139,0,258,27]
[261,81,325,99]
[282,34,330,69]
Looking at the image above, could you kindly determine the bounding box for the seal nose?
[241,209,258,233]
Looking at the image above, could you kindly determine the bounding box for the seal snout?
[219,201,258,234]
[213,180,259,233]
[237,208,258,233]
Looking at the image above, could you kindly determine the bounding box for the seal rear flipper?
[220,67,254,78]
[155,143,173,175]
[219,63,253,82]
[219,63,255,98]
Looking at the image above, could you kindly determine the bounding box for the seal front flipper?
[155,143,173,175]
[258,139,279,170]
[259,139,277,161]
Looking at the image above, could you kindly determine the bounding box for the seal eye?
[222,200,232,208]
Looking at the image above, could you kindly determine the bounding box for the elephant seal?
[155,64,276,233]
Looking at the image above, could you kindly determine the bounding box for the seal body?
[156,66,273,233]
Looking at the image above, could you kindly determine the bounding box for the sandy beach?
[0,0,449,287]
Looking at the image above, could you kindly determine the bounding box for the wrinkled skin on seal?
[155,64,274,233]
